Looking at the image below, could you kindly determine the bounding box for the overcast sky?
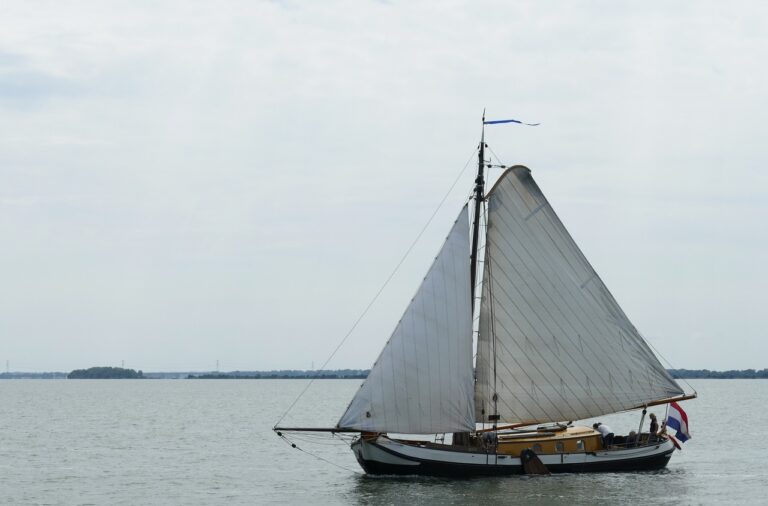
[1,1,766,372]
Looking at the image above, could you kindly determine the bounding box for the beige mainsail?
[475,166,684,425]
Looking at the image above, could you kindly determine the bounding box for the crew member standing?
[649,413,659,442]
[593,422,614,448]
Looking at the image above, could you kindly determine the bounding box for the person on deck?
[482,431,497,449]
[648,413,659,442]
[649,413,659,434]
[593,422,614,448]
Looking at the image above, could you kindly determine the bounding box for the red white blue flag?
[666,402,691,443]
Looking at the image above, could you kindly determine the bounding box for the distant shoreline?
[186,372,367,379]
[1,368,766,380]
[666,368,768,379]
[0,368,370,380]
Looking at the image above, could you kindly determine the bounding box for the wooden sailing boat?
[275,117,695,475]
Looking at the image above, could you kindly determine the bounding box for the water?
[0,379,765,505]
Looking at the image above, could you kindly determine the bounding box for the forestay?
[475,166,684,425]
[338,206,475,434]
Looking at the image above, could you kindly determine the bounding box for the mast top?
[469,111,487,305]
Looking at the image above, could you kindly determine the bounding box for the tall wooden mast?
[469,112,486,308]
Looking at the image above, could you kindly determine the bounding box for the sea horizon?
[1,367,767,380]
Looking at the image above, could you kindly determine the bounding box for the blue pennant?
[484,118,540,126]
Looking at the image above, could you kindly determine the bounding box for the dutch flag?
[666,402,692,443]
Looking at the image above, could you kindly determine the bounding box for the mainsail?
[475,166,684,425]
[337,205,475,434]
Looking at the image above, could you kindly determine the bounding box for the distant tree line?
[668,368,768,379]
[187,369,369,379]
[0,372,67,379]
[67,367,144,379]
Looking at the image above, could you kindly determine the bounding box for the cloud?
[0,53,83,105]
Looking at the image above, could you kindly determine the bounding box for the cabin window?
[555,442,564,453]
[576,440,584,451]
[532,444,543,453]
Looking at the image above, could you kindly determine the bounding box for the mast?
[469,112,486,307]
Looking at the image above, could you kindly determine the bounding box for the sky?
[0,1,766,372]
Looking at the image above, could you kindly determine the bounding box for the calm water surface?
[0,379,765,505]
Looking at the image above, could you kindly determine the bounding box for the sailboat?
[275,117,695,475]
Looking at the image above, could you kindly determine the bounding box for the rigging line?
[484,144,511,191]
[485,200,499,426]
[276,433,362,475]
[486,144,506,169]
[642,335,697,396]
[287,436,353,446]
[285,431,352,442]
[274,146,479,428]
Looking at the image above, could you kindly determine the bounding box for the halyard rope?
[274,146,478,428]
